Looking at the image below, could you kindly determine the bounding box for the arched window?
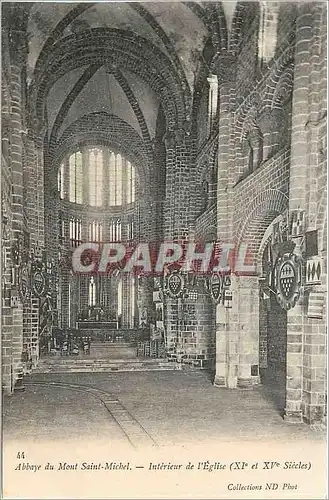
[207,74,218,135]
[58,163,64,199]
[88,220,103,242]
[109,219,121,242]
[89,149,103,207]
[258,4,279,68]
[127,217,134,241]
[58,210,65,244]
[109,152,136,206]
[60,147,136,207]
[69,152,83,203]
[242,127,263,176]
[69,217,82,247]
[126,160,135,204]
[109,152,123,206]
[88,276,96,307]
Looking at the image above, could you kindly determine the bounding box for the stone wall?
[1,2,327,425]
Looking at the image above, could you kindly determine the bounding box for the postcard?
[1,1,327,498]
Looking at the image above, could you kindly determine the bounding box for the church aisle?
[3,371,325,448]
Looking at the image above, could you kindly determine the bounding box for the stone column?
[136,275,154,329]
[23,130,46,372]
[2,99,14,393]
[214,275,260,388]
[1,28,14,393]
[212,54,237,388]
[212,54,236,242]
[298,3,327,425]
[164,128,193,241]
[236,276,260,387]
[214,276,239,389]
[213,304,231,387]
[163,128,195,353]
[285,5,313,423]
[121,273,131,329]
[6,5,29,390]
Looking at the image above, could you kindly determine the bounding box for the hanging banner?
[139,307,148,327]
[305,256,322,285]
[165,270,185,299]
[17,262,31,304]
[31,268,47,298]
[275,253,301,310]
[209,272,223,304]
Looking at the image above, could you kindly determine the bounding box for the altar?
[76,321,119,341]
[76,305,119,339]
[77,321,118,330]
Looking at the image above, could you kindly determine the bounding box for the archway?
[259,241,287,414]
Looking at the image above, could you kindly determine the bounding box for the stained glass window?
[88,220,103,242]
[89,276,96,307]
[89,149,103,207]
[109,219,121,242]
[62,148,136,207]
[58,163,64,199]
[69,152,82,203]
[69,217,82,247]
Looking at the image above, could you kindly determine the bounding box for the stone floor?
[3,369,325,447]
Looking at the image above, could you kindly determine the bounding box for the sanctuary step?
[33,358,180,373]
[89,342,137,359]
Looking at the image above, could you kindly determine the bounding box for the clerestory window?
[58,147,136,207]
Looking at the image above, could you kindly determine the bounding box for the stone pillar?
[61,268,70,328]
[212,54,237,387]
[285,5,313,423]
[214,275,260,388]
[121,273,131,329]
[175,286,215,366]
[165,298,178,352]
[213,304,230,387]
[237,276,260,387]
[299,3,327,425]
[136,275,154,328]
[163,128,193,241]
[213,54,236,242]
[194,288,216,367]
[5,5,29,390]
[23,130,46,372]
[163,128,195,353]
[1,31,14,394]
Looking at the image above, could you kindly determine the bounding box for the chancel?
[1,0,327,439]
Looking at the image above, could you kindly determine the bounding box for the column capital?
[164,131,175,149]
[28,115,48,142]
[164,122,191,148]
[210,53,237,84]
[207,73,219,89]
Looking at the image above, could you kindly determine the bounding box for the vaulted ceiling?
[26,2,238,143]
